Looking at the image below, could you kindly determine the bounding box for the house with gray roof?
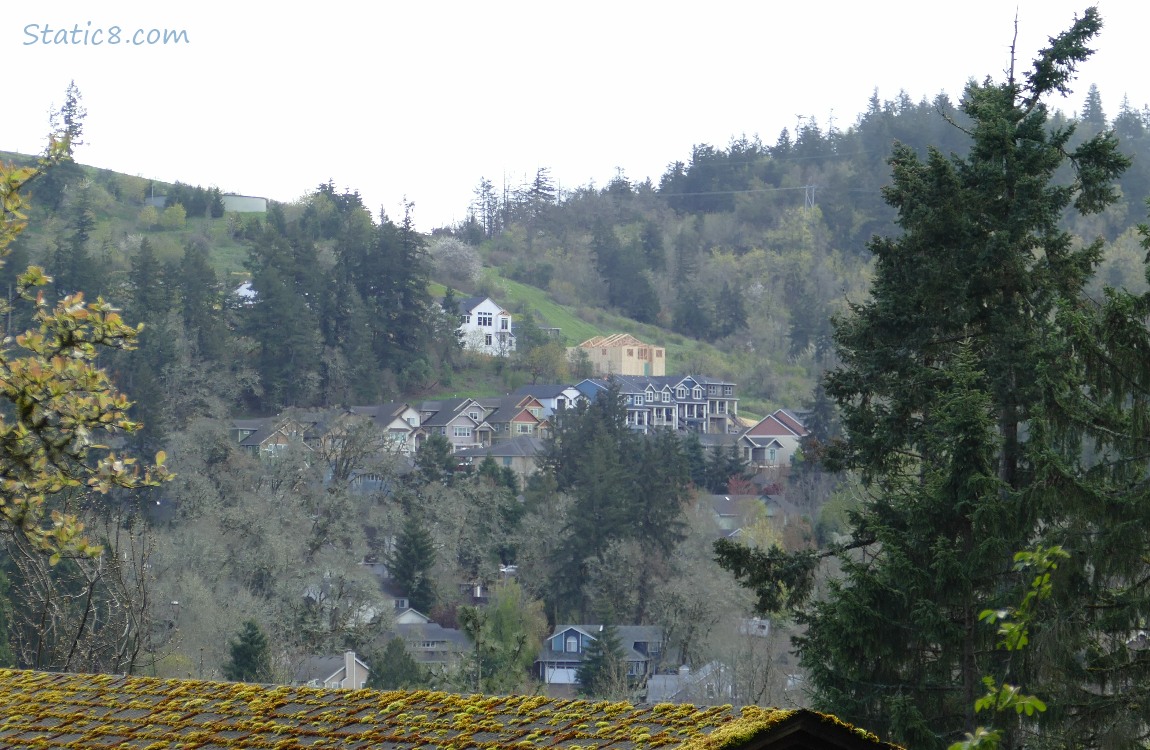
[291,650,370,689]
[535,624,669,688]
[417,397,491,452]
[455,435,547,485]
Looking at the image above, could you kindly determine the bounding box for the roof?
[419,398,479,428]
[347,402,412,422]
[458,296,509,315]
[575,333,659,349]
[0,668,902,749]
[456,435,546,459]
[291,653,367,685]
[510,383,578,399]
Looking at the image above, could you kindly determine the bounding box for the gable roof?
[744,413,806,439]
[347,401,416,423]
[458,296,509,316]
[291,652,369,685]
[0,668,902,749]
[419,398,482,428]
[771,409,808,436]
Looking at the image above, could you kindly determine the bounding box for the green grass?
[473,270,745,382]
[6,149,755,397]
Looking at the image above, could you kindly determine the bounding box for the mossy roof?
[0,667,904,750]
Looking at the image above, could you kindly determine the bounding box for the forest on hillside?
[5,7,1150,747]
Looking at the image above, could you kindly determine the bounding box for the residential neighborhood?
[219,372,811,701]
[224,372,790,492]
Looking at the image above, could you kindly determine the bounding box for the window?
[661,392,670,402]
[460,314,471,325]
[724,385,734,396]
[565,635,579,653]
[485,334,492,345]
[516,423,533,434]
[693,388,703,399]
[676,387,686,399]
[769,447,778,462]
[478,312,493,326]
[501,317,509,330]
[469,411,479,421]
[454,425,472,437]
[627,349,634,357]
[406,417,417,426]
[656,350,663,358]
[529,407,543,418]
[503,456,512,466]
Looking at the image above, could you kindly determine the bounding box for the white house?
[457,297,515,356]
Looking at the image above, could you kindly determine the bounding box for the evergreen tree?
[32,82,85,212]
[575,622,628,698]
[414,434,455,486]
[681,432,708,488]
[208,187,225,219]
[223,621,272,683]
[51,188,98,298]
[388,512,436,614]
[128,238,169,325]
[717,9,1150,749]
[176,240,227,362]
[367,637,428,689]
[1079,82,1107,134]
[712,280,748,339]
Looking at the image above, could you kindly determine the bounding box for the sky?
[6,1,1149,232]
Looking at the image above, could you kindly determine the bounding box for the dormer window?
[565,635,579,653]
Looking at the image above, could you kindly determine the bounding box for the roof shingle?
[0,668,903,749]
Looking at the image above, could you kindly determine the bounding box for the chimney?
[344,650,356,689]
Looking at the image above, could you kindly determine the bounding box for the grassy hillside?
[3,150,799,415]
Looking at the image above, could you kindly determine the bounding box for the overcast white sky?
[6,1,1148,231]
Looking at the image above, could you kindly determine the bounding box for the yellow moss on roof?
[0,668,901,749]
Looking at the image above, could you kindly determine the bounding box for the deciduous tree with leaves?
[0,115,172,672]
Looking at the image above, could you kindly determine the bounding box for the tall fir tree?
[388,511,437,614]
[717,9,1150,749]
[223,621,272,683]
[575,622,628,699]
